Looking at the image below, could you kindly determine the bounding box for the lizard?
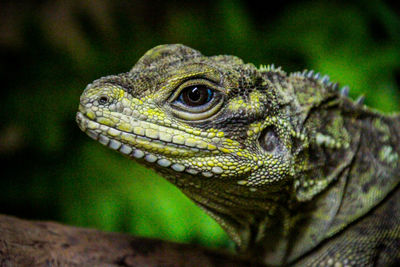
[76,44,400,266]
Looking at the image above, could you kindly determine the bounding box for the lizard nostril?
[98,95,109,105]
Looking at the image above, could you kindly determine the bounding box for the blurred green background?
[1,0,399,249]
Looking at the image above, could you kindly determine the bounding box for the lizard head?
[77,44,299,190]
[76,44,306,247]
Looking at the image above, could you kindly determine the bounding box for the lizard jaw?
[76,111,231,177]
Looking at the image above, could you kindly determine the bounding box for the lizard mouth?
[76,111,227,177]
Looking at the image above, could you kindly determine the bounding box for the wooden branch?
[0,214,264,267]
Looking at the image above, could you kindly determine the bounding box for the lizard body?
[76,44,400,266]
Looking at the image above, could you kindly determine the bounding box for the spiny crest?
[355,95,365,105]
[292,69,366,106]
[301,69,334,87]
[259,64,283,73]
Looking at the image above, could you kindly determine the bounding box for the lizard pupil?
[180,86,213,107]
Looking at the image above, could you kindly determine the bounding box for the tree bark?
[0,214,264,267]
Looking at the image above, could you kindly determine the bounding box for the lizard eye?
[169,80,224,121]
[178,86,213,107]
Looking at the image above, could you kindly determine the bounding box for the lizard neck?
[177,176,291,249]
[320,109,400,237]
[263,101,400,265]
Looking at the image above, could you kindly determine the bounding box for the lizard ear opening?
[259,126,287,155]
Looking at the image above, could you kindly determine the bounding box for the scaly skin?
[76,44,400,266]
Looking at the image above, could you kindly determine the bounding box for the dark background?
[1,0,399,249]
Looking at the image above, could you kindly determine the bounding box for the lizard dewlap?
[76,44,400,266]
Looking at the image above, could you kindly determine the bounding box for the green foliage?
[1,0,399,248]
